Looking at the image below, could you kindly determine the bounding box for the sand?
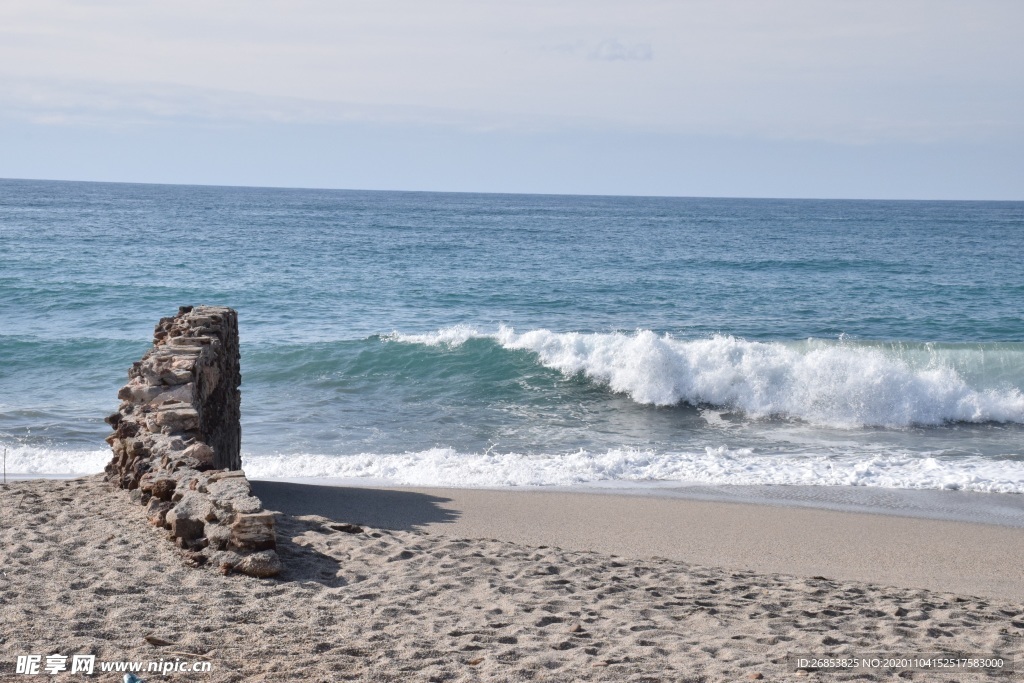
[252,481,1024,602]
[1,476,1022,682]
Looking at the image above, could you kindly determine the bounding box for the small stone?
[151,384,193,406]
[748,674,764,680]
[208,470,246,482]
[183,442,216,468]
[795,670,809,677]
[568,623,583,633]
[206,524,232,551]
[149,478,177,502]
[184,551,208,568]
[219,563,233,576]
[166,492,216,542]
[328,523,364,534]
[234,550,282,578]
[894,607,909,617]
[467,658,483,666]
[145,500,174,527]
[230,511,277,551]
[144,635,173,647]
[152,406,200,432]
[151,363,194,386]
[228,495,263,514]
[207,477,257,509]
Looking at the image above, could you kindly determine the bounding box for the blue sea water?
[1,178,1023,493]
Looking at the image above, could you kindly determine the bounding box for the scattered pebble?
[143,635,173,647]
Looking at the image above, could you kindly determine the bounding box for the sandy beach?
[252,481,1024,602]
[2,476,1022,682]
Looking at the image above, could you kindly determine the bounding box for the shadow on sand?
[251,482,461,586]
[251,480,461,531]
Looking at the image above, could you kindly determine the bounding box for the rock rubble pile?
[105,305,280,578]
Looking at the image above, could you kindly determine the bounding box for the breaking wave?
[390,327,1024,428]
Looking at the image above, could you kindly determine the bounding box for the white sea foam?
[390,327,1024,428]
[388,324,481,347]
[242,448,1024,493]
[6,445,1022,493]
[0,446,110,476]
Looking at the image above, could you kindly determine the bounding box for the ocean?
[2,178,1022,498]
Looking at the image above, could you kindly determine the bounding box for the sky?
[1,0,1022,199]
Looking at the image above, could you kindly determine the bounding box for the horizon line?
[2,175,1021,204]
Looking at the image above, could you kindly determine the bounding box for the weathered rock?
[151,406,200,433]
[146,499,175,527]
[105,306,278,577]
[230,511,277,551]
[208,476,262,514]
[166,492,216,542]
[209,469,246,481]
[182,442,216,468]
[226,495,263,515]
[126,439,147,458]
[207,475,250,496]
[184,490,219,518]
[166,511,204,544]
[205,524,232,551]
[140,475,177,502]
[210,550,244,569]
[234,550,282,578]
[184,551,208,568]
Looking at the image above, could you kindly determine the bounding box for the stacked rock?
[105,305,280,578]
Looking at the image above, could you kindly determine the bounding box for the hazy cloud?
[588,39,653,61]
[0,0,1020,146]
[0,76,614,133]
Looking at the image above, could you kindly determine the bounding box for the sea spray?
[8,445,1023,493]
[390,328,1024,429]
[239,447,1024,493]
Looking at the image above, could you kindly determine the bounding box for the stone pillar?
[104,306,279,578]
[151,305,242,471]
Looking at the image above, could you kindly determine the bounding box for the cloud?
[1,0,1021,146]
[1,74,1021,148]
[588,39,653,61]
[0,75,614,134]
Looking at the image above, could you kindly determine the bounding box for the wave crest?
[390,327,1024,428]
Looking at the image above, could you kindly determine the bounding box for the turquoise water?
[1,178,1022,491]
